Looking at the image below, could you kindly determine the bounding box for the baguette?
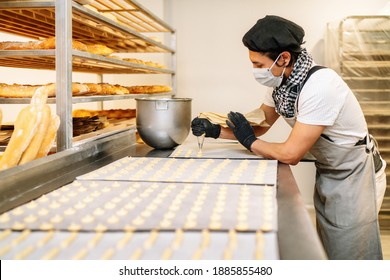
[0,41,40,50]
[126,85,172,94]
[0,105,39,171]
[99,83,129,95]
[71,83,90,96]
[39,37,88,52]
[0,83,41,98]
[73,109,136,119]
[86,44,114,56]
[0,83,56,98]
[36,114,60,159]
[84,83,102,95]
[19,105,51,164]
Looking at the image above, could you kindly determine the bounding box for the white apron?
[309,135,383,260]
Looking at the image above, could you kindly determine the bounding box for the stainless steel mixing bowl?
[135,97,192,149]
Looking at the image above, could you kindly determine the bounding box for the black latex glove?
[226,111,257,151]
[191,117,221,139]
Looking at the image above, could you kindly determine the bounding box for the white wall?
[159,0,389,206]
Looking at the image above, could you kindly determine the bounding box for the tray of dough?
[0,229,279,260]
[76,156,278,186]
[0,180,277,232]
[170,136,261,159]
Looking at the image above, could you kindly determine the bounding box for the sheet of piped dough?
[0,180,277,232]
[0,229,279,260]
[76,156,277,186]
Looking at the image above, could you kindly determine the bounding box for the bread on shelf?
[72,109,136,119]
[39,37,88,52]
[126,85,172,94]
[123,58,166,69]
[0,83,88,98]
[86,44,114,56]
[0,37,114,56]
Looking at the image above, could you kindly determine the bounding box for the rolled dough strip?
[36,114,60,159]
[0,105,38,171]
[0,107,2,130]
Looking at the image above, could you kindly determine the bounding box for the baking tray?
[0,180,277,232]
[76,156,278,186]
[0,229,279,260]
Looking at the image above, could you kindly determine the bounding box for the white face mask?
[252,54,286,88]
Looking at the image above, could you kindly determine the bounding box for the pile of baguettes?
[0,87,60,171]
[0,83,172,98]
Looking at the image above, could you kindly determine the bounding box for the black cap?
[242,15,305,53]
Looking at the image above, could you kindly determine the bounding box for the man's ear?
[279,51,291,67]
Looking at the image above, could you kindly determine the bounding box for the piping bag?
[197,133,205,155]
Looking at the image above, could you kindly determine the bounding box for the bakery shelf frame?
[0,0,177,151]
[338,15,390,227]
[0,1,175,52]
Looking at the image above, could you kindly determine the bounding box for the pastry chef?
[191,15,387,260]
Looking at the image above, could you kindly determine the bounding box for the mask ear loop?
[268,54,282,71]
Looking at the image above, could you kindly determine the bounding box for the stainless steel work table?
[133,144,327,260]
[0,132,327,260]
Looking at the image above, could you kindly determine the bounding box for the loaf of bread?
[0,41,41,50]
[19,105,51,164]
[0,37,114,56]
[72,109,136,119]
[99,83,129,95]
[123,58,166,69]
[0,82,169,98]
[0,83,44,98]
[36,114,60,159]
[0,88,60,171]
[0,105,39,171]
[0,83,89,98]
[84,83,102,95]
[39,37,88,52]
[86,44,114,56]
[71,83,90,96]
[126,85,172,94]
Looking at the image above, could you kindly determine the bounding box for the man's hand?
[191,117,221,139]
[226,111,257,151]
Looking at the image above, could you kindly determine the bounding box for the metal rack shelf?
[338,15,390,229]
[0,92,173,104]
[0,0,177,151]
[0,50,174,74]
[0,0,175,53]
